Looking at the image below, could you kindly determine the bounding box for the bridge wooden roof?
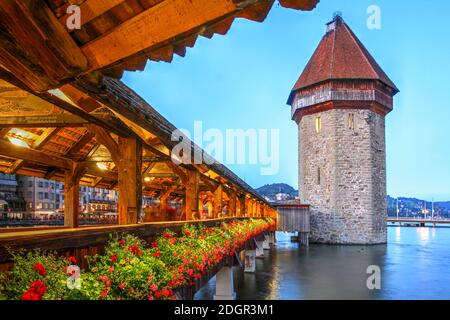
[0,0,318,93]
[0,0,319,210]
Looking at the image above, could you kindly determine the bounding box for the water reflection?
[195,227,450,300]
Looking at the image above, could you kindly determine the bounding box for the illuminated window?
[315,116,322,133]
[348,113,355,130]
[317,167,321,185]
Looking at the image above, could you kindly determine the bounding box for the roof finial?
[333,11,342,21]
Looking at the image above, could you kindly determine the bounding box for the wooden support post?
[214,185,223,218]
[229,189,237,217]
[185,170,199,220]
[117,137,142,225]
[64,163,86,228]
[159,186,176,221]
[239,195,246,217]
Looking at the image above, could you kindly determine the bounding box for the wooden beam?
[85,124,120,164]
[9,128,60,174]
[81,0,247,72]
[64,163,86,228]
[278,0,319,10]
[165,161,188,184]
[185,170,199,220]
[229,189,237,217]
[0,114,87,127]
[214,184,223,218]
[0,128,10,137]
[0,0,87,92]
[65,132,95,158]
[0,68,132,137]
[0,139,72,169]
[59,0,127,31]
[44,167,59,180]
[117,137,142,225]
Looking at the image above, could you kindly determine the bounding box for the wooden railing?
[0,217,255,271]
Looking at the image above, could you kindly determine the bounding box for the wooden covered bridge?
[0,0,319,297]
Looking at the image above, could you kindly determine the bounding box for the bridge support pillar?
[268,231,276,245]
[263,234,270,250]
[214,267,236,300]
[244,250,256,273]
[256,241,264,258]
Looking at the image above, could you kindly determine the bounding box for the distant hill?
[387,195,450,218]
[256,183,297,201]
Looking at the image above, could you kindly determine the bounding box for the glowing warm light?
[8,137,29,148]
[96,162,108,171]
[144,177,151,182]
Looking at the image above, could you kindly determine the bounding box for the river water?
[195,227,450,300]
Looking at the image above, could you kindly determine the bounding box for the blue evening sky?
[123,0,450,201]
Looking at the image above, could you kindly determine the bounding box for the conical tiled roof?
[287,15,398,105]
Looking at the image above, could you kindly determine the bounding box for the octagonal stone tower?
[287,14,399,244]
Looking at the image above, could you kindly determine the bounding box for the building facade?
[287,15,398,244]
[0,173,26,217]
[16,175,117,215]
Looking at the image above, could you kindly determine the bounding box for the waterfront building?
[0,173,25,218]
[287,14,398,244]
[16,175,117,215]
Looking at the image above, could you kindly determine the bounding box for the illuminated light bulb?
[96,162,108,171]
[8,137,29,148]
[144,177,151,182]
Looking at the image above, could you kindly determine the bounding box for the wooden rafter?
[0,114,87,128]
[9,128,61,174]
[0,68,132,137]
[85,124,119,164]
[0,0,87,91]
[81,0,258,73]
[59,0,127,31]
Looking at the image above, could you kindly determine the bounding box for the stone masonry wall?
[298,109,387,244]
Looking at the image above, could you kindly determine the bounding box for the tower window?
[317,167,321,185]
[315,116,322,133]
[348,113,355,130]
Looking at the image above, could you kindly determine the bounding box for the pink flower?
[150,284,158,292]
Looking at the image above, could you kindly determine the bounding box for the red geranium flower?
[33,263,46,277]
[184,230,191,237]
[110,255,117,263]
[161,288,171,297]
[68,256,77,265]
[162,233,171,239]
[29,280,46,297]
[151,242,158,248]
[119,283,127,290]
[152,252,161,257]
[101,288,109,298]
[128,245,142,256]
[21,290,41,300]
[118,239,126,246]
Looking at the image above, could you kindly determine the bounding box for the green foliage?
[0,218,275,300]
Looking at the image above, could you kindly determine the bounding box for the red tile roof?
[287,15,398,105]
